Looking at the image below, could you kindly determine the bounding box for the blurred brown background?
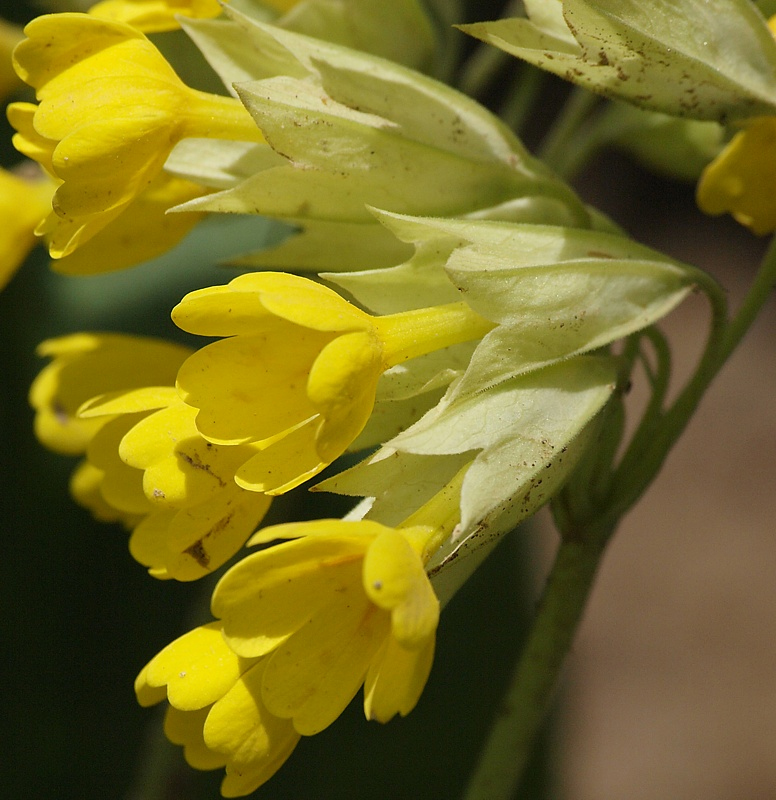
[550,154,776,800]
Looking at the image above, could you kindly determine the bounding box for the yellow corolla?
[31,333,271,580]
[78,392,273,580]
[171,272,494,494]
[697,116,776,235]
[10,13,262,258]
[137,514,453,795]
[135,622,300,797]
[0,165,52,290]
[9,101,207,273]
[213,520,443,733]
[87,0,301,33]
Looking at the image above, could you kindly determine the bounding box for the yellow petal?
[162,485,272,581]
[261,595,389,735]
[234,421,325,494]
[363,634,435,723]
[53,173,205,275]
[86,414,153,515]
[142,621,249,711]
[89,0,225,33]
[164,705,226,770]
[697,117,776,235]
[363,529,439,648]
[308,330,383,462]
[177,333,323,445]
[204,659,300,780]
[213,535,369,658]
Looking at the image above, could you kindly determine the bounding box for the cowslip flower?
[79,391,272,580]
[169,272,494,494]
[0,165,52,290]
[135,622,300,797]
[31,333,271,579]
[10,13,263,257]
[136,479,461,795]
[8,101,207,273]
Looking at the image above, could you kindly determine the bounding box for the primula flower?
[137,505,457,795]
[31,333,271,579]
[88,0,226,32]
[9,13,263,257]
[0,165,52,290]
[8,101,207,273]
[696,115,776,234]
[78,392,272,580]
[169,272,494,494]
[135,622,300,797]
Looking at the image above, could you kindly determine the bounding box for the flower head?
[10,13,261,257]
[170,272,493,493]
[135,622,300,797]
[8,101,207,272]
[137,509,454,796]
[31,333,272,579]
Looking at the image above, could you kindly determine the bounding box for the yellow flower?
[79,391,273,580]
[31,333,272,579]
[88,0,226,33]
[87,0,301,33]
[0,164,52,290]
[137,504,457,795]
[30,332,191,455]
[10,13,262,258]
[170,272,494,494]
[135,622,300,797]
[696,16,776,235]
[213,520,442,733]
[696,116,776,234]
[8,101,207,273]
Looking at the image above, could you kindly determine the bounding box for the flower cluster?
[9,0,731,796]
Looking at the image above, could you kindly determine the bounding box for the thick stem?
[463,525,612,800]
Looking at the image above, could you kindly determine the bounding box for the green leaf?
[463,0,776,122]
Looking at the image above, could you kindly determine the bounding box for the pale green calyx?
[163,8,591,271]
[463,0,776,122]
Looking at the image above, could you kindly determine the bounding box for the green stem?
[500,65,545,135]
[463,230,776,800]
[463,525,613,800]
[537,88,602,176]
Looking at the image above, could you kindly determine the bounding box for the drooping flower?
[168,271,494,493]
[9,13,263,257]
[137,478,461,795]
[135,622,301,797]
[79,391,273,580]
[8,101,207,273]
[31,333,272,579]
[0,164,52,290]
